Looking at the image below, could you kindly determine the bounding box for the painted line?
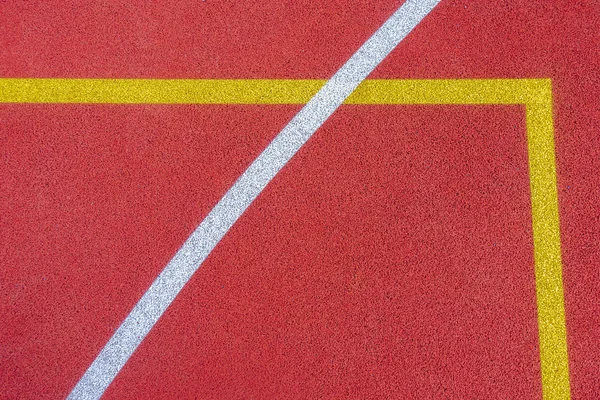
[66,1,442,399]
[524,82,571,400]
[0,78,547,105]
[0,79,326,104]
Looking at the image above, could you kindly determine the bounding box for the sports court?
[1,1,599,399]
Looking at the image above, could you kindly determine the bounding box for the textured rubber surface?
[1,1,599,399]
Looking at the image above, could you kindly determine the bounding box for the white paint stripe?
[67,1,441,398]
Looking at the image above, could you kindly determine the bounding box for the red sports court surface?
[1,1,599,399]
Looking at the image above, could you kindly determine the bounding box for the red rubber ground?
[1,1,599,398]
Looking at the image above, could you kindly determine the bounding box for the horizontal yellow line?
[0,79,324,104]
[0,78,551,105]
[346,78,551,105]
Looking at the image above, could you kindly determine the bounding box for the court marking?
[1,77,570,399]
[29,1,441,399]
[0,77,551,105]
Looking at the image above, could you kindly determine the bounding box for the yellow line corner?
[0,77,570,398]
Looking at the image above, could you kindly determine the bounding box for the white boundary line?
[68,1,441,398]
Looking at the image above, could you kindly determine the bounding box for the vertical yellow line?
[525,80,571,399]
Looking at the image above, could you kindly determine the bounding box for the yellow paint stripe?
[525,80,571,400]
[0,79,326,104]
[0,77,570,398]
[1,78,549,105]
[347,78,550,104]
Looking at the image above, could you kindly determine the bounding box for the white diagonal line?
[68,1,441,398]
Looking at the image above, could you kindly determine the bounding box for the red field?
[1,1,599,399]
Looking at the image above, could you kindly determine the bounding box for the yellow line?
[347,78,549,104]
[1,78,549,105]
[0,79,326,104]
[525,80,571,400]
[0,78,570,398]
